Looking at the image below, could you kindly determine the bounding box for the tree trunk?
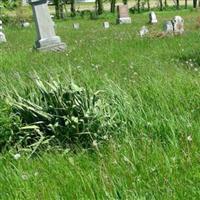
[54,0,60,19]
[96,0,103,15]
[59,3,64,18]
[147,0,150,10]
[185,0,187,8]
[110,0,116,13]
[71,0,76,16]
[123,0,128,5]
[176,0,179,9]
[137,0,140,13]
[159,0,163,10]
[164,0,167,7]
[193,0,197,8]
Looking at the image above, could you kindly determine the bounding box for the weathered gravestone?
[172,16,184,35]
[21,20,30,28]
[163,21,174,34]
[163,16,184,35]
[0,20,2,30]
[0,32,6,43]
[73,23,80,30]
[103,21,110,29]
[28,0,66,51]
[139,26,149,37]
[149,11,157,24]
[0,20,6,43]
[117,5,131,24]
[22,0,28,6]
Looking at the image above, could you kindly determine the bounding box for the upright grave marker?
[163,16,184,35]
[28,0,66,51]
[73,23,80,30]
[117,5,131,24]
[149,11,157,24]
[103,22,110,29]
[0,20,6,43]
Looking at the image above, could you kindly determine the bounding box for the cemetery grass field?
[0,9,200,199]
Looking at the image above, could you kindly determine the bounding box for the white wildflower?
[92,140,98,148]
[14,153,21,160]
[187,135,192,142]
[21,174,28,180]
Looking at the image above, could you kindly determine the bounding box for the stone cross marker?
[28,0,66,51]
[117,5,131,24]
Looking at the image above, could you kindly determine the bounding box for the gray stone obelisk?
[28,0,66,51]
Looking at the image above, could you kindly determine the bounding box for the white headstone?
[22,0,28,6]
[73,23,80,30]
[163,21,174,34]
[103,22,110,29]
[149,11,157,24]
[172,16,184,35]
[0,20,2,30]
[0,32,6,43]
[28,0,66,51]
[139,26,149,37]
[21,20,30,28]
[164,16,184,35]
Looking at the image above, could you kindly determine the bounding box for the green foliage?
[5,76,125,153]
[0,9,200,199]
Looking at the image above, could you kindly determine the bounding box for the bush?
[5,76,126,154]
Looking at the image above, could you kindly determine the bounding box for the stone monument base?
[35,36,66,51]
[117,17,132,24]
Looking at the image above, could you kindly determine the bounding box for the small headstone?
[103,21,110,29]
[0,20,3,30]
[163,16,184,35]
[139,26,149,37]
[0,32,7,43]
[28,0,66,51]
[163,21,174,34]
[21,20,30,28]
[0,21,6,43]
[22,0,28,6]
[73,23,80,30]
[117,5,131,24]
[172,16,184,35]
[149,11,157,24]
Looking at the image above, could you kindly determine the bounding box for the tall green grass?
[0,9,200,199]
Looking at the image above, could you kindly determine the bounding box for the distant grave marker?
[117,5,131,24]
[0,20,6,43]
[163,21,173,34]
[28,0,66,51]
[21,20,30,28]
[139,26,149,37]
[164,16,184,35]
[0,20,2,30]
[73,23,80,30]
[149,11,157,24]
[22,0,28,6]
[173,16,184,35]
[103,22,110,29]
